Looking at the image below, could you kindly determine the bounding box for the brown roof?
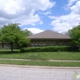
[28,30,70,39]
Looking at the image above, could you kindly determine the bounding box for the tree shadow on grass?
[0,49,21,54]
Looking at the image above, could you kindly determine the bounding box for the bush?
[21,46,79,52]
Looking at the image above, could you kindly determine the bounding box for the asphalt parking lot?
[0,65,80,80]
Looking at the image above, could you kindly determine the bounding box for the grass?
[0,50,80,60]
[0,60,80,67]
[0,50,80,66]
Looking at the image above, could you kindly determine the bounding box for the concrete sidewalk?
[0,64,80,80]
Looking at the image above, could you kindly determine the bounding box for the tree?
[0,23,30,52]
[23,29,32,36]
[68,25,80,47]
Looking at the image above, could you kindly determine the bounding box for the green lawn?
[0,50,80,66]
[0,50,80,60]
[0,60,80,67]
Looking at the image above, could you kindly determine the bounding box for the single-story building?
[0,30,71,48]
[28,30,71,47]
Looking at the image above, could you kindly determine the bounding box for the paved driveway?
[0,65,80,80]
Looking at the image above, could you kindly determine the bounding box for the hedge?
[20,46,79,52]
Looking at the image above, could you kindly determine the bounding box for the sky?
[0,0,80,34]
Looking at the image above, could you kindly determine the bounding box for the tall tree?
[23,29,32,36]
[0,23,30,52]
[68,25,80,46]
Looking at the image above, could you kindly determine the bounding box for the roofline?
[28,38,71,40]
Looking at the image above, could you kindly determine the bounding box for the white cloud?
[43,11,51,15]
[67,0,78,7]
[0,0,55,26]
[24,28,44,34]
[50,0,80,33]
[13,14,41,26]
[71,1,80,14]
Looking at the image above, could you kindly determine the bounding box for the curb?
[0,64,80,69]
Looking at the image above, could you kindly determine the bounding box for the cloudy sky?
[0,0,80,34]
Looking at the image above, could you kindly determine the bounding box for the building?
[28,30,71,47]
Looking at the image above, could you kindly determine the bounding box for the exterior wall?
[0,43,2,48]
[29,39,71,47]
[0,39,71,48]
[0,43,10,49]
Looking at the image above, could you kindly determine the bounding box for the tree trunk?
[10,43,14,52]
[11,47,13,52]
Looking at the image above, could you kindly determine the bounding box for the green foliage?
[21,46,79,52]
[68,25,80,45]
[0,23,30,52]
[22,29,32,36]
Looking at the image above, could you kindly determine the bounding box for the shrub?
[21,46,79,52]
